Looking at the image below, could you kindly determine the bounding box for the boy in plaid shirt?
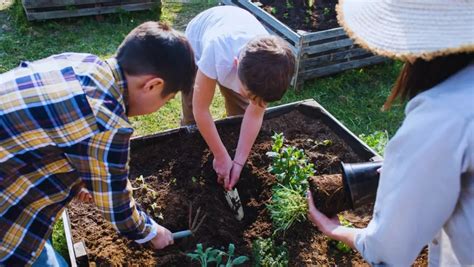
[0,22,196,266]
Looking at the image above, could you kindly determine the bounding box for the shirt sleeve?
[354,100,467,265]
[64,127,158,244]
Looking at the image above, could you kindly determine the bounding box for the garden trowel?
[224,188,244,221]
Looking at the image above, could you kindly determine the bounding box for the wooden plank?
[301,48,371,69]
[301,27,347,44]
[300,55,387,79]
[302,38,354,56]
[235,0,300,44]
[25,2,156,20]
[62,210,78,267]
[22,0,151,9]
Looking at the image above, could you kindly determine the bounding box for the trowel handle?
[172,230,192,239]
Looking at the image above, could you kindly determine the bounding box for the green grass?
[52,218,69,260]
[1,0,405,258]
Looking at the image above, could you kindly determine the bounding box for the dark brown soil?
[254,0,340,32]
[309,174,352,217]
[68,110,427,266]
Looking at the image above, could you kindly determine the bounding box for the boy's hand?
[149,224,174,250]
[227,161,244,191]
[76,187,93,203]
[213,155,233,188]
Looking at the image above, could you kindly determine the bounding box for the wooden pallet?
[220,0,388,88]
[22,0,161,21]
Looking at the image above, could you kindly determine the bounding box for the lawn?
[0,0,405,260]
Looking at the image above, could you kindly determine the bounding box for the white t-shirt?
[355,63,474,266]
[185,6,269,94]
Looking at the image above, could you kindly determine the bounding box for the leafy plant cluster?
[187,243,249,267]
[252,237,289,267]
[359,130,389,156]
[133,175,163,220]
[266,133,315,233]
[330,215,353,253]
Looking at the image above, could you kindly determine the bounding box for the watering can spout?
[341,161,383,209]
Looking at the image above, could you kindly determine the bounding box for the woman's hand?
[306,190,341,238]
[307,190,359,249]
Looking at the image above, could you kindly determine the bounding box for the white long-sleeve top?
[355,63,474,266]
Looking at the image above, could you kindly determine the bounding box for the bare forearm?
[328,226,362,249]
[234,104,264,164]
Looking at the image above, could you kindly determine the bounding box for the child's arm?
[64,128,173,249]
[193,70,233,186]
[227,102,265,190]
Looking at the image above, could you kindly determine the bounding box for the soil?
[68,110,427,266]
[309,174,352,217]
[254,0,340,32]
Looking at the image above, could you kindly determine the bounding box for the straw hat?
[336,0,474,62]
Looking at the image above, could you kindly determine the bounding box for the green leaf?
[232,256,249,265]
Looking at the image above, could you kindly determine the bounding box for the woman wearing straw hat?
[307,0,474,265]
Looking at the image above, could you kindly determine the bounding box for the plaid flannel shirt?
[0,53,158,266]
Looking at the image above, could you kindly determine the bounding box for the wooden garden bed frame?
[22,0,160,21]
[220,0,387,87]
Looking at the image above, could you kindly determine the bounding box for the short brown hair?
[116,22,196,97]
[238,36,295,103]
[384,53,473,110]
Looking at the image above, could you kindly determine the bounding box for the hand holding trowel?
[223,166,245,221]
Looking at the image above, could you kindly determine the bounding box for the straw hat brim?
[337,0,474,62]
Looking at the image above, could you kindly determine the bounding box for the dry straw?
[336,0,474,62]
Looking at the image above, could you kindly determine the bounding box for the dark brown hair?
[116,22,196,96]
[238,36,296,104]
[384,53,473,110]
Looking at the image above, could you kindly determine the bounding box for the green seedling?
[271,7,277,14]
[285,1,293,9]
[313,139,333,148]
[187,243,248,267]
[323,7,331,16]
[252,237,289,267]
[333,215,353,253]
[135,175,145,185]
[266,133,314,190]
[268,185,308,233]
[307,0,315,8]
[359,130,389,156]
[267,133,314,233]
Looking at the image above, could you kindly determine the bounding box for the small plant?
[307,0,315,8]
[359,130,389,156]
[187,243,223,267]
[332,215,353,253]
[285,1,293,9]
[148,202,164,220]
[271,7,277,15]
[323,7,331,16]
[252,237,289,267]
[267,133,315,233]
[266,133,314,190]
[187,243,249,267]
[283,12,289,19]
[267,185,308,233]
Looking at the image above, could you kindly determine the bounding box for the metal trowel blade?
[224,188,244,221]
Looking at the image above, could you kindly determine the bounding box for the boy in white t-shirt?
[182,6,295,190]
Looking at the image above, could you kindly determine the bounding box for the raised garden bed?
[220,0,387,87]
[21,0,161,21]
[63,100,426,266]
